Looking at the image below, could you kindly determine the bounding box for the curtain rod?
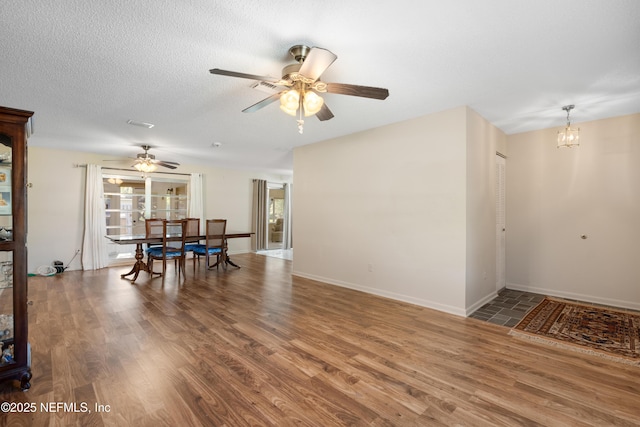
[73,164,191,176]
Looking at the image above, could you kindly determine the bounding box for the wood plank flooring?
[1,253,639,426]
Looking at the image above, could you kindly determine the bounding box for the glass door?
[104,176,146,261]
[104,173,189,265]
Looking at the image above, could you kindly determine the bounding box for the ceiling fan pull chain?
[297,96,304,134]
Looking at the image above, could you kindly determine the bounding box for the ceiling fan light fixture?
[134,161,158,173]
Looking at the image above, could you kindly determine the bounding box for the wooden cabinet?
[0,106,33,390]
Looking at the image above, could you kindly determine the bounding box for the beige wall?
[293,106,503,316]
[506,113,640,310]
[26,147,291,273]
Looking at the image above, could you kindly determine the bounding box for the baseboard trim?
[465,291,500,317]
[507,282,640,311]
[292,270,467,317]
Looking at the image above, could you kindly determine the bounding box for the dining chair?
[183,217,201,265]
[145,218,180,270]
[192,219,227,270]
[143,218,164,255]
[146,219,188,278]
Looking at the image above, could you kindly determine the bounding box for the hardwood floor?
[1,253,639,426]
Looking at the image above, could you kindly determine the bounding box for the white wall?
[27,146,290,273]
[293,106,502,316]
[506,113,640,310]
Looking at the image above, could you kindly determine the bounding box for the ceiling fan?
[131,145,179,173]
[210,45,389,133]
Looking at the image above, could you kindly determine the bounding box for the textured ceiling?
[2,1,639,174]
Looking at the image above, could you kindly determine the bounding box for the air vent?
[251,81,280,94]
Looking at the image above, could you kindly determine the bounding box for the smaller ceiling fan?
[132,145,179,173]
[210,45,389,133]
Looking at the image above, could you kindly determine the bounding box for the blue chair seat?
[184,243,202,252]
[192,246,222,256]
[147,247,184,259]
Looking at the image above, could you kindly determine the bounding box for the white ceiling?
[2,1,639,175]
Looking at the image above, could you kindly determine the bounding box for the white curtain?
[251,179,268,251]
[283,183,293,250]
[81,164,109,270]
[188,172,205,233]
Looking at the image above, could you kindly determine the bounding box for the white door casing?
[496,154,506,291]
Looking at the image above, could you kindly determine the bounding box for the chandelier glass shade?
[279,87,324,117]
[557,105,580,148]
[279,90,300,116]
[301,91,324,116]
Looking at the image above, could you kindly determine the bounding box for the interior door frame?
[496,153,506,291]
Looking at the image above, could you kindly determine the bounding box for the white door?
[496,154,506,291]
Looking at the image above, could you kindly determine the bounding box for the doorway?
[253,180,292,258]
[267,185,285,249]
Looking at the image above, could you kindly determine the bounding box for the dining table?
[106,231,253,283]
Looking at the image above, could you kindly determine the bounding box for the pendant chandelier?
[557,105,580,148]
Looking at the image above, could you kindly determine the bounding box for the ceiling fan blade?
[150,159,179,166]
[210,68,278,82]
[154,161,178,169]
[242,93,282,113]
[326,83,389,100]
[151,160,180,166]
[315,103,334,121]
[298,47,337,82]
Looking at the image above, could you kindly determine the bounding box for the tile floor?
[469,288,546,327]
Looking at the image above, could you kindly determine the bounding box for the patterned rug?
[510,297,640,366]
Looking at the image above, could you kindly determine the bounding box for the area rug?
[510,297,640,366]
